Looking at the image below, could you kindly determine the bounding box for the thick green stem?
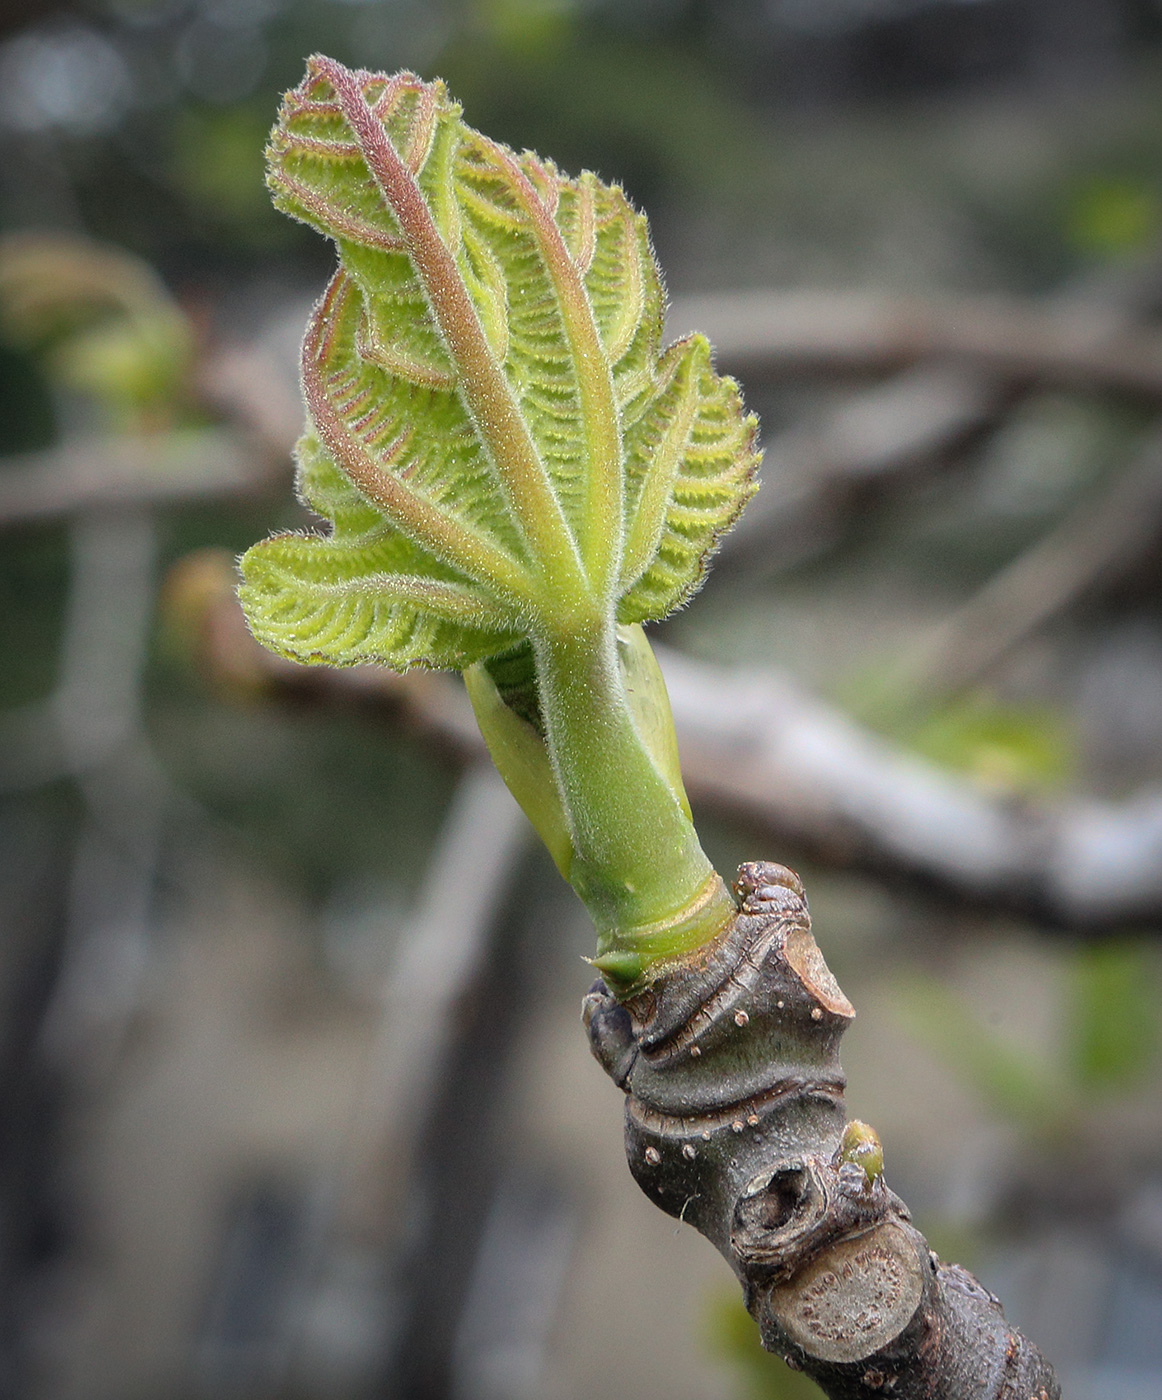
[532,620,735,986]
[467,619,734,988]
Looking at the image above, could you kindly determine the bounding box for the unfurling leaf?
[239,57,759,671]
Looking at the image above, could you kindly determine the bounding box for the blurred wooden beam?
[0,427,278,526]
[670,289,1162,399]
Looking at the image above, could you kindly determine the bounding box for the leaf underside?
[239,57,760,670]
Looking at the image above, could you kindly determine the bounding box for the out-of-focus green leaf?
[0,232,193,430]
[899,979,1068,1134]
[905,692,1075,797]
[705,1289,824,1400]
[476,0,577,53]
[1069,939,1159,1092]
[1066,176,1160,258]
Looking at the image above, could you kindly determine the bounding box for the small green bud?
[588,949,644,989]
[838,1119,884,1187]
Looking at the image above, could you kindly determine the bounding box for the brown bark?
[584,861,1060,1399]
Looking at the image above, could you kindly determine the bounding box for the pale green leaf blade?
[258,57,760,671]
[239,528,520,670]
[240,413,523,670]
[300,270,535,610]
[268,57,588,603]
[617,334,760,623]
[571,171,665,404]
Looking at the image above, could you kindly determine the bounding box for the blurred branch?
[656,646,1162,929]
[671,287,1162,398]
[333,763,527,1241]
[179,557,1162,930]
[346,765,531,1395]
[0,427,274,526]
[0,507,160,792]
[196,339,305,461]
[902,421,1162,699]
[0,230,301,530]
[277,764,530,1399]
[707,264,1162,572]
[0,331,300,529]
[721,360,1006,570]
[13,280,1162,541]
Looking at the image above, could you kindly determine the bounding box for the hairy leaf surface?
[240,56,760,669]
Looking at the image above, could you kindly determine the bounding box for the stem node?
[585,861,1061,1399]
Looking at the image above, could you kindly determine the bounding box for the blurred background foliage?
[4,3,1162,1400]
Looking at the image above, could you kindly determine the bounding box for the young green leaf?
[240,57,760,973]
[238,56,759,669]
